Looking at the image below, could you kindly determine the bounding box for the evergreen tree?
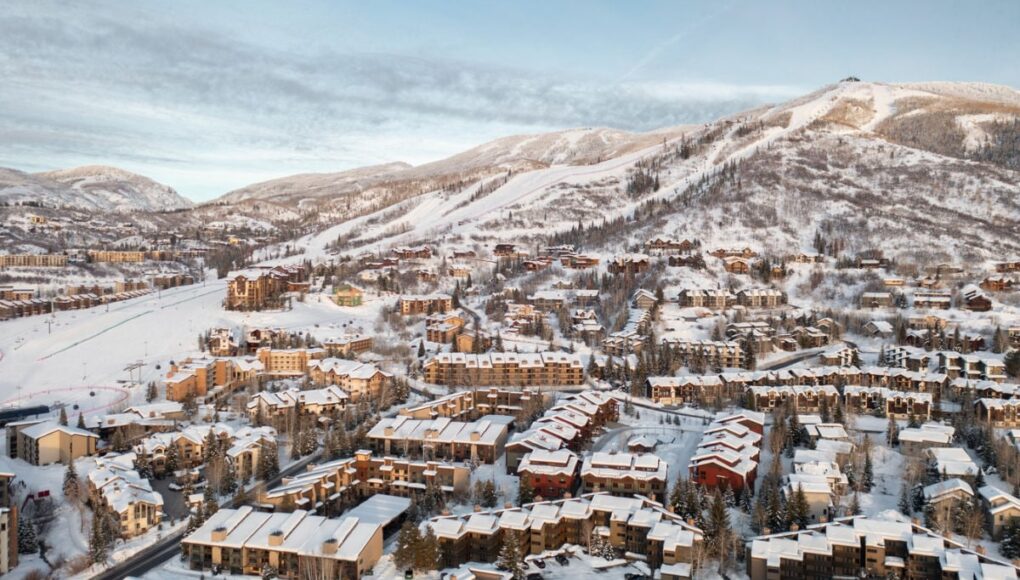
[63,460,81,503]
[146,381,159,403]
[705,490,733,565]
[89,512,109,565]
[517,477,534,505]
[481,480,498,508]
[165,441,180,474]
[496,530,526,579]
[77,412,86,429]
[887,417,899,446]
[833,398,845,424]
[134,452,153,479]
[849,492,862,515]
[898,483,912,515]
[221,460,238,495]
[204,483,218,516]
[1000,519,1020,559]
[787,484,810,530]
[393,521,420,571]
[416,527,441,573]
[59,407,68,426]
[863,454,875,492]
[18,516,38,554]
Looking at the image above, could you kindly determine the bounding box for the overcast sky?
[2,0,1017,200]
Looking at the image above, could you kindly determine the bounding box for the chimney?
[441,509,451,516]
[211,526,228,542]
[321,538,338,555]
[268,530,284,546]
[474,505,482,513]
[976,545,987,556]
[763,528,772,535]
[535,495,544,503]
[687,518,696,527]
[790,523,800,532]
[564,492,572,500]
[819,516,827,524]
[504,502,513,509]
[912,517,921,526]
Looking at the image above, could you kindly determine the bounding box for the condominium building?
[517,449,580,500]
[580,452,668,502]
[367,416,512,464]
[247,386,350,424]
[746,516,1017,580]
[6,421,98,465]
[261,451,470,511]
[181,507,383,579]
[422,352,584,387]
[398,294,453,315]
[87,456,164,538]
[306,359,392,400]
[430,493,703,575]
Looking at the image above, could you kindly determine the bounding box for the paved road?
[92,451,322,580]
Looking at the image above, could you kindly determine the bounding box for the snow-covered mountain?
[0,165,193,212]
[266,80,1020,263]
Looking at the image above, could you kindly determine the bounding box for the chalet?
[207,328,238,356]
[819,345,857,367]
[859,292,893,308]
[87,456,164,538]
[722,256,752,274]
[981,276,1015,292]
[633,289,658,310]
[926,448,978,479]
[979,486,1020,539]
[425,311,467,343]
[607,254,651,275]
[677,288,733,309]
[736,288,785,308]
[668,254,704,268]
[976,398,1020,427]
[898,424,954,457]
[560,254,600,269]
[710,247,757,259]
[913,289,952,310]
[644,237,695,255]
[961,286,992,312]
[333,284,364,306]
[398,294,453,315]
[391,245,432,260]
[493,243,518,258]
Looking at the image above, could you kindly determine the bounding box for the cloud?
[0,3,802,199]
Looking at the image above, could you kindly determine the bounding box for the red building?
[517,449,579,500]
[688,451,757,491]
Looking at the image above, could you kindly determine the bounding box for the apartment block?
[366,415,512,464]
[580,451,668,502]
[261,451,470,511]
[181,507,383,579]
[429,493,703,574]
[746,516,1016,580]
[422,351,584,387]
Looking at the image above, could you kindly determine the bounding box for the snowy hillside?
[264,80,1020,263]
[0,165,193,212]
